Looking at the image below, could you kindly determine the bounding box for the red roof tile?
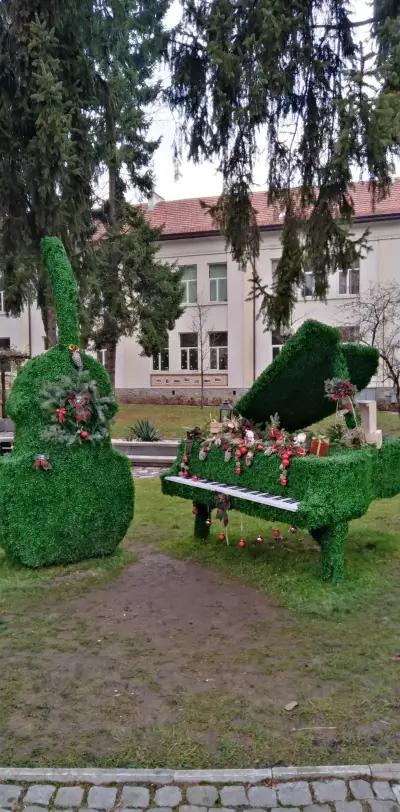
[146,179,400,239]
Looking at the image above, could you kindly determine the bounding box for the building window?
[209,263,228,302]
[96,349,107,366]
[339,261,360,295]
[271,259,279,279]
[209,331,228,370]
[339,325,360,343]
[302,271,315,297]
[180,332,198,370]
[152,348,169,371]
[180,265,197,304]
[272,329,287,359]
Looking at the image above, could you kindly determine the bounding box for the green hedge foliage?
[341,343,379,392]
[0,237,133,568]
[235,320,378,431]
[161,437,400,580]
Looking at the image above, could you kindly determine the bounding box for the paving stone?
[248,787,277,807]
[335,804,363,812]
[313,781,347,802]
[220,786,249,806]
[178,806,207,812]
[0,785,23,807]
[277,782,312,806]
[393,788,400,805]
[24,785,56,805]
[55,788,84,808]
[146,808,172,812]
[374,784,396,801]
[349,781,374,800]
[155,787,182,807]
[121,787,150,807]
[209,807,235,812]
[24,807,56,812]
[368,802,400,812]
[87,788,117,810]
[186,787,219,806]
[304,805,332,812]
[271,807,300,812]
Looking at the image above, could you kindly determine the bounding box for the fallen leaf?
[284,701,298,711]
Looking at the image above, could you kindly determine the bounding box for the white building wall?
[4,217,400,400]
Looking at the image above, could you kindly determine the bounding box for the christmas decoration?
[68,344,83,369]
[238,538,247,548]
[272,528,281,539]
[256,534,264,544]
[310,436,330,457]
[40,370,115,446]
[290,526,298,534]
[218,532,226,542]
[32,454,52,471]
[0,237,133,568]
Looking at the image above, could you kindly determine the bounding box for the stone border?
[0,765,399,784]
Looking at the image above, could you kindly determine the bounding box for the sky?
[147,0,374,202]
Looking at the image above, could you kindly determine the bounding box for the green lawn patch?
[113,403,218,439]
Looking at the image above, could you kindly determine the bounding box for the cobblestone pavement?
[0,766,400,812]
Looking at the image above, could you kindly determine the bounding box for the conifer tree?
[168,0,400,327]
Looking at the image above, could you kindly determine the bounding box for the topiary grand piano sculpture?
[0,237,133,568]
[162,320,400,582]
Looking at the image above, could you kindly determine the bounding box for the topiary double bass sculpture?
[0,237,133,567]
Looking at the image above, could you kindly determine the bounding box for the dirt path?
[0,546,331,766]
[1,546,396,767]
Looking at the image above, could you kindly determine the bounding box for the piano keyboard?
[165,476,299,513]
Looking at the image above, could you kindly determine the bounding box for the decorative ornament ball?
[290,525,298,534]
[80,430,89,440]
[205,519,212,527]
[192,506,198,515]
[218,532,226,542]
[238,538,246,548]
[236,449,242,458]
[257,444,264,451]
[256,534,264,544]
[245,429,255,443]
[235,465,242,474]
[182,470,189,478]
[280,476,288,486]
[192,474,199,481]
[223,516,229,526]
[272,528,281,539]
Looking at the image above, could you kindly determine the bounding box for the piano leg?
[194,502,210,540]
[311,522,348,582]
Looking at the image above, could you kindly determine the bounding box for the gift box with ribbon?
[310,436,330,457]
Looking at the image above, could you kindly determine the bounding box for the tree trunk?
[105,342,116,388]
[46,305,58,348]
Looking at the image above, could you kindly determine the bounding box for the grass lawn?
[113,403,219,439]
[1,476,400,768]
[113,402,400,439]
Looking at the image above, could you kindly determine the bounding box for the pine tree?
[0,0,95,343]
[80,0,183,384]
[80,205,183,385]
[168,0,400,327]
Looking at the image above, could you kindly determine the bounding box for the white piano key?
[165,476,299,512]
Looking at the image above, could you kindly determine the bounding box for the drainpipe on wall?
[28,300,32,358]
[252,265,256,382]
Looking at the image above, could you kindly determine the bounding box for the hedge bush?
[0,237,133,568]
[236,320,349,430]
[341,343,379,392]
